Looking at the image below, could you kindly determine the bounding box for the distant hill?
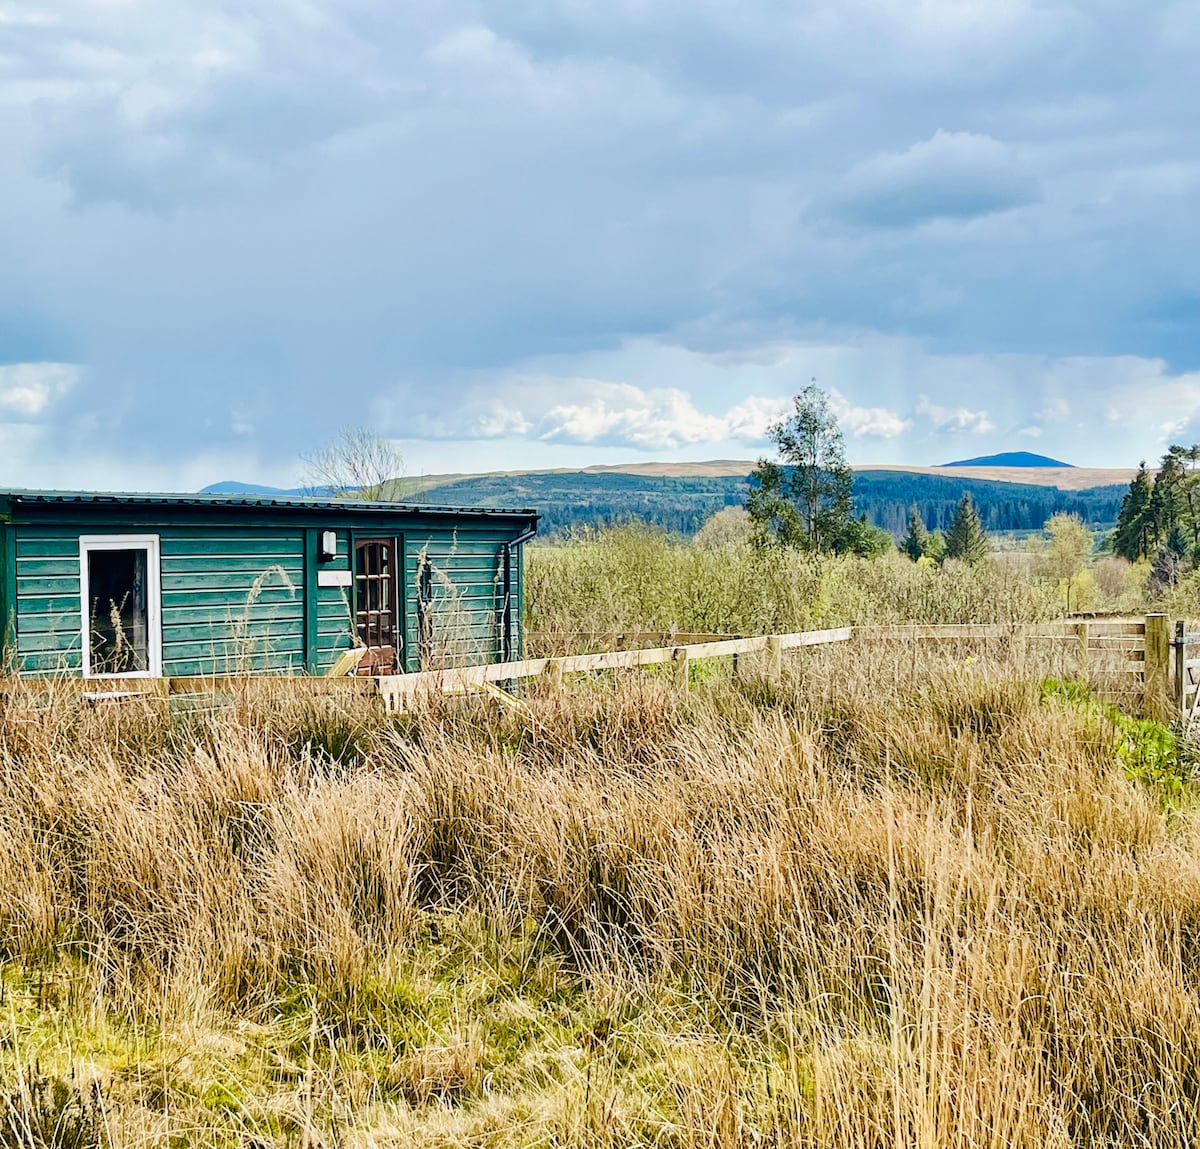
[414,467,1127,538]
[202,481,332,496]
[202,460,1133,538]
[941,451,1073,468]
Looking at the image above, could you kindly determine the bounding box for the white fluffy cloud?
[828,390,912,438]
[409,376,909,452]
[917,396,995,434]
[0,362,78,417]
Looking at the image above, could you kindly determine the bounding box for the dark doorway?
[354,537,399,674]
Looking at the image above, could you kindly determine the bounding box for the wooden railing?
[373,627,853,710]
[375,614,1191,721]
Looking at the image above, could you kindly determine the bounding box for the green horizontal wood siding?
[0,523,14,671]
[312,529,354,673]
[13,529,82,674]
[159,533,304,676]
[403,528,511,671]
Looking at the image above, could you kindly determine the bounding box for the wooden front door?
[354,537,399,674]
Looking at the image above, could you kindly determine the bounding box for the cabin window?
[79,535,162,677]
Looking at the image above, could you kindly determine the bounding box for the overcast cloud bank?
[2,1,1199,487]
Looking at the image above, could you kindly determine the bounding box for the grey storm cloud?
[830,131,1039,228]
[2,0,1200,484]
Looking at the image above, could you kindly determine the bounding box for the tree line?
[1110,445,1200,589]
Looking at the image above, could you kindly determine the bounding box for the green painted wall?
[160,531,305,675]
[14,530,82,674]
[0,523,14,670]
[402,528,515,671]
[313,528,355,674]
[4,516,530,678]
[13,527,308,676]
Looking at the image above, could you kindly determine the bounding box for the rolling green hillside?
[414,468,1127,538]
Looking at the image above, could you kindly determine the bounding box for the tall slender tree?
[746,382,862,553]
[1112,462,1154,561]
[945,493,990,564]
[901,504,929,561]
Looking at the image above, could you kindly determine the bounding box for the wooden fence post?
[1144,613,1172,723]
[672,646,690,692]
[543,658,563,692]
[1076,621,1089,680]
[1176,620,1186,717]
[765,636,783,683]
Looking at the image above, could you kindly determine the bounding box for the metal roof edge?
[0,489,539,520]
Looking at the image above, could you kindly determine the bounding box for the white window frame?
[79,534,163,678]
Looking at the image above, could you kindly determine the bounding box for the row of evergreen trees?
[900,493,990,564]
[1111,444,1200,589]
[1112,446,1200,560]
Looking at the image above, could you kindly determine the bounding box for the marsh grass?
[3,634,1200,1146]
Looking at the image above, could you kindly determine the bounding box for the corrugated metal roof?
[0,488,539,518]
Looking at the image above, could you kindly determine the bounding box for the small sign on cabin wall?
[317,570,353,587]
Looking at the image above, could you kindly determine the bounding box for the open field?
[3,638,1200,1147]
[855,464,1141,491]
[5,533,1200,1147]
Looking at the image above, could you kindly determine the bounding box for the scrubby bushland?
[2,639,1200,1147]
[525,525,1067,648]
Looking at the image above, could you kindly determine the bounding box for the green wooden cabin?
[0,490,538,679]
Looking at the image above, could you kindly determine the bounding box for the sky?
[3,0,1200,490]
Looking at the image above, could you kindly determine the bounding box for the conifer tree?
[1113,462,1154,561]
[945,492,990,564]
[901,504,929,561]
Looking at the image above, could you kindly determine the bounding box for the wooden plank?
[160,555,304,575]
[525,631,738,647]
[13,613,83,636]
[1145,613,1172,723]
[160,604,303,627]
[161,588,296,608]
[15,596,84,615]
[1081,621,1146,636]
[16,557,80,578]
[780,627,854,648]
[16,577,80,597]
[160,537,303,556]
[13,536,81,559]
[672,646,689,691]
[373,627,855,706]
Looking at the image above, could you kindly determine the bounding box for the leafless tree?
[300,426,407,500]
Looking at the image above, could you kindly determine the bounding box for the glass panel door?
[354,538,399,673]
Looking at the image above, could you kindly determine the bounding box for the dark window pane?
[88,549,149,674]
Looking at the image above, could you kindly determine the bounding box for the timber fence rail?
[373,627,853,710]
[375,614,1188,719]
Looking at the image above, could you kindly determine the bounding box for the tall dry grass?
[2,637,1200,1146]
